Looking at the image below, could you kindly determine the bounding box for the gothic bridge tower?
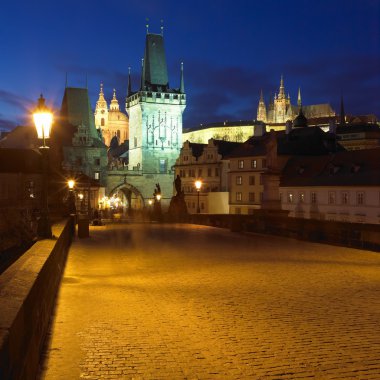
[106,28,186,209]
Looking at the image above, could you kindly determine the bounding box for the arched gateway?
[108,183,145,211]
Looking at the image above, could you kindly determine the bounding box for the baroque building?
[94,84,129,147]
[257,76,335,126]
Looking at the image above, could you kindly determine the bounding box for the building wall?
[228,156,267,214]
[183,124,256,144]
[280,186,380,224]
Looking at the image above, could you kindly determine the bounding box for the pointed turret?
[127,67,132,96]
[297,87,302,107]
[180,62,185,93]
[257,89,267,122]
[340,94,346,126]
[140,58,145,90]
[110,89,120,111]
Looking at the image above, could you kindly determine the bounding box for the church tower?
[273,75,291,123]
[94,83,109,138]
[126,31,186,173]
[257,90,267,122]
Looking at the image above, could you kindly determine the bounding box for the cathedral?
[257,76,335,125]
[94,84,129,147]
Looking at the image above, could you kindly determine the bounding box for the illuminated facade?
[257,76,335,127]
[183,120,265,144]
[94,84,129,147]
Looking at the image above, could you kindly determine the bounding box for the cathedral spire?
[127,66,132,96]
[340,94,346,126]
[180,62,185,93]
[257,89,267,122]
[297,87,302,107]
[260,89,264,102]
[278,75,285,99]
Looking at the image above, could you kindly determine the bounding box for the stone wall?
[0,219,73,380]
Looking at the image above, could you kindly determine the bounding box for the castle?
[257,76,335,125]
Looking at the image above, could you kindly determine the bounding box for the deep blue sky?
[0,0,379,132]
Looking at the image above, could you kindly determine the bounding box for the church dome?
[108,111,128,122]
[293,108,308,128]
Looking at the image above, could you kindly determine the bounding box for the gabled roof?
[281,149,380,187]
[0,148,41,173]
[0,125,38,149]
[188,142,206,158]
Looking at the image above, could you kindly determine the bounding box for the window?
[249,176,255,185]
[215,168,219,177]
[94,158,100,166]
[94,172,100,180]
[341,192,349,205]
[260,192,263,201]
[101,118,105,126]
[159,159,167,173]
[238,160,244,169]
[198,169,202,177]
[262,159,267,168]
[235,207,241,214]
[288,193,294,203]
[236,176,242,185]
[208,168,212,177]
[328,191,336,205]
[236,192,242,201]
[249,192,255,202]
[76,157,83,165]
[259,175,263,185]
[311,192,317,204]
[357,192,365,205]
[251,160,257,169]
[134,137,137,147]
[299,193,305,203]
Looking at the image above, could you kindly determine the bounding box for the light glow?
[195,180,202,190]
[68,180,75,189]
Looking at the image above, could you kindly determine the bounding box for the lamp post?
[195,180,202,214]
[67,179,76,214]
[33,94,53,239]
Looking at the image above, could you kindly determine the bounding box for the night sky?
[0,0,379,132]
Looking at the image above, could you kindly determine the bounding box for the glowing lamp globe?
[33,94,53,141]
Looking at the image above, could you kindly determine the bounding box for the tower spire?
[140,58,145,90]
[278,75,285,99]
[180,62,185,93]
[127,66,132,96]
[297,87,302,107]
[340,94,346,126]
[145,18,149,34]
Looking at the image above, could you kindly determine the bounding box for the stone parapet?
[0,219,73,380]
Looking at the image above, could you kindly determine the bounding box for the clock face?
[101,110,105,114]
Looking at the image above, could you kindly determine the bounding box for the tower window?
[101,118,105,126]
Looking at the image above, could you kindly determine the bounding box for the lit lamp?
[156,194,162,201]
[33,94,53,238]
[195,180,202,214]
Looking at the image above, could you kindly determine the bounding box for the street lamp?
[195,180,202,214]
[33,94,53,238]
[67,179,77,214]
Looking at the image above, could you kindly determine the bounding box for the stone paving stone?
[38,223,380,379]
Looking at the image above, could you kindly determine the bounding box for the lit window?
[341,192,349,205]
[236,192,242,201]
[251,160,257,169]
[95,172,100,180]
[238,160,244,169]
[288,193,293,203]
[328,192,336,204]
[299,193,305,203]
[236,176,242,185]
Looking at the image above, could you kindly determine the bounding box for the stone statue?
[174,174,182,196]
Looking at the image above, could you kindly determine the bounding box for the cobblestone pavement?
[39,223,380,379]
